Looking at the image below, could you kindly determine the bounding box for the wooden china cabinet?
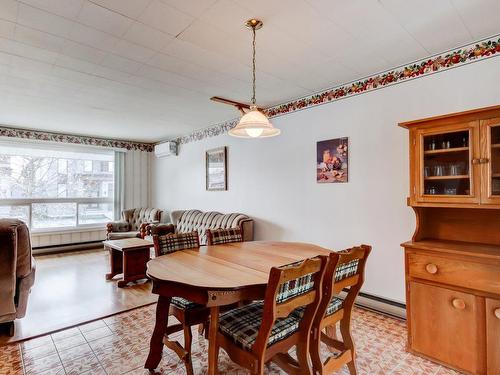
[400,105,500,375]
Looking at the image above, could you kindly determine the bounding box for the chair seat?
[170,297,203,310]
[218,301,301,351]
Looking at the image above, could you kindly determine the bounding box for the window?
[0,143,115,231]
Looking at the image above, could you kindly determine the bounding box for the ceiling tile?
[93,64,131,82]
[51,65,95,85]
[100,52,141,74]
[14,25,66,53]
[18,0,84,19]
[55,54,97,74]
[0,19,15,38]
[88,0,152,19]
[178,19,248,64]
[77,1,133,37]
[111,39,155,63]
[0,0,18,22]
[122,21,173,51]
[158,0,216,18]
[17,3,76,38]
[451,0,500,40]
[60,39,106,64]
[381,0,472,54]
[68,22,119,50]
[0,37,59,63]
[139,0,193,36]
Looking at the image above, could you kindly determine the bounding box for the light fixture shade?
[228,106,280,138]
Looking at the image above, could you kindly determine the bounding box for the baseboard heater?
[343,290,406,320]
[33,240,104,255]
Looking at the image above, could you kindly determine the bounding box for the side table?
[104,238,153,287]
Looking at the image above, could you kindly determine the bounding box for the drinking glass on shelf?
[426,186,438,195]
[434,165,445,176]
[444,187,457,195]
[424,166,431,178]
[450,164,461,176]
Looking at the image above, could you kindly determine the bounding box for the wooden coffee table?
[104,238,153,288]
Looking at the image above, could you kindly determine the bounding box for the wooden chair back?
[152,231,200,257]
[317,245,371,322]
[251,256,328,355]
[311,245,371,375]
[206,227,243,245]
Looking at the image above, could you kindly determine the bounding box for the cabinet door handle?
[480,158,490,164]
[472,158,481,165]
[495,308,500,319]
[425,263,438,274]
[452,299,466,310]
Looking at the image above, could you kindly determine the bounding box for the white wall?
[152,57,500,303]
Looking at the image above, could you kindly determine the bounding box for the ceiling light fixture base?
[245,19,263,30]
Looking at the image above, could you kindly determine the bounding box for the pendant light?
[228,19,280,138]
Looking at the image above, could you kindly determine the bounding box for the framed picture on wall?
[206,146,227,191]
[317,137,348,183]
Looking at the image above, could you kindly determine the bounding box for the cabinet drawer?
[408,253,500,294]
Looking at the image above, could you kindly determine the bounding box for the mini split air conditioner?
[154,141,177,158]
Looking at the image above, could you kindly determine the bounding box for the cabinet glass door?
[490,125,500,195]
[481,118,500,204]
[420,129,474,200]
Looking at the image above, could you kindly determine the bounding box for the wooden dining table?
[144,240,332,374]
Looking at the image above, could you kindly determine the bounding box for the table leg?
[118,247,150,288]
[145,296,171,370]
[105,246,122,280]
[207,306,220,375]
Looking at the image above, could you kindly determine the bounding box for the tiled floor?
[0,305,462,375]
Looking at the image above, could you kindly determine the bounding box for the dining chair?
[206,227,243,245]
[151,230,209,375]
[214,255,328,375]
[310,245,371,375]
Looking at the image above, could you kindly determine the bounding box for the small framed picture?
[206,146,227,191]
[317,137,348,183]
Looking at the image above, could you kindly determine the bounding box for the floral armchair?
[106,208,162,240]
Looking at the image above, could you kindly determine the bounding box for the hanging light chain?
[251,25,256,105]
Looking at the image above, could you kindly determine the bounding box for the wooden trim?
[399,105,500,129]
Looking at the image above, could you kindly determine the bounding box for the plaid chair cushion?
[325,297,344,316]
[335,259,359,281]
[276,260,315,304]
[218,301,301,351]
[207,227,243,245]
[157,231,199,255]
[170,297,203,310]
[294,297,343,318]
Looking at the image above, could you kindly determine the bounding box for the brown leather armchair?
[106,208,162,240]
[0,219,36,336]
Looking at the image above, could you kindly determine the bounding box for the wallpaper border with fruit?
[175,35,500,145]
[0,125,155,152]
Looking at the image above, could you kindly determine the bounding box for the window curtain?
[114,151,125,220]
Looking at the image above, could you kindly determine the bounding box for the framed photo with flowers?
[206,146,227,191]
[317,137,348,183]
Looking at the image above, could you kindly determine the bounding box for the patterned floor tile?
[53,332,87,351]
[79,320,107,333]
[82,326,114,342]
[62,352,102,375]
[58,342,94,363]
[24,353,62,375]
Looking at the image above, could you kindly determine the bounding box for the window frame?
[0,140,116,233]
